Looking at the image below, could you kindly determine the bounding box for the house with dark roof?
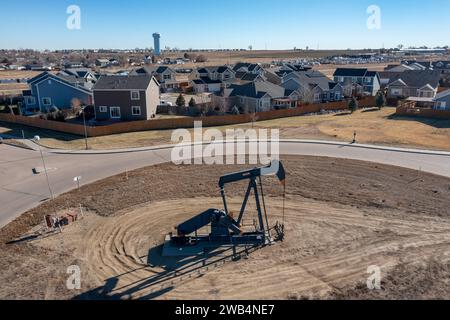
[190,66,235,82]
[58,68,99,85]
[234,72,266,84]
[211,81,300,113]
[333,68,381,97]
[130,66,177,92]
[191,77,223,93]
[384,70,441,99]
[93,75,159,121]
[232,63,263,75]
[22,71,93,112]
[281,70,343,103]
[188,66,235,92]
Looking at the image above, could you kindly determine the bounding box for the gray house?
[333,68,380,96]
[385,70,441,99]
[93,76,160,121]
[212,81,300,113]
[434,89,450,110]
[23,71,93,112]
[281,70,343,103]
[130,66,178,92]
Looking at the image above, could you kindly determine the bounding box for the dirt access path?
[1,156,450,299]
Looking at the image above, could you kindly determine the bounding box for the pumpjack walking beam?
[218,160,286,236]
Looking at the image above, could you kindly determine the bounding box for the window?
[26,96,36,105]
[163,74,171,80]
[437,101,446,110]
[390,88,402,96]
[240,97,244,104]
[132,106,141,116]
[364,77,372,83]
[99,106,107,113]
[131,91,140,100]
[110,106,121,119]
[335,92,341,100]
[314,93,321,101]
[42,97,51,106]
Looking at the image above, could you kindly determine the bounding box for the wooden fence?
[0,97,375,137]
[396,106,450,120]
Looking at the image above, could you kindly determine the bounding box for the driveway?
[1,140,449,227]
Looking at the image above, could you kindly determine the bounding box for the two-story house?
[281,70,343,104]
[93,75,159,122]
[384,70,441,100]
[333,68,380,97]
[130,66,178,92]
[22,71,93,112]
[232,63,264,75]
[189,66,235,93]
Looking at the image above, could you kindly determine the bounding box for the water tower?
[153,33,161,56]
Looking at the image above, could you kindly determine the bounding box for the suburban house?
[22,71,93,112]
[434,61,450,75]
[232,63,264,75]
[234,72,266,84]
[191,77,223,93]
[281,70,343,103]
[333,68,381,97]
[58,68,99,87]
[190,66,236,82]
[130,66,178,92]
[189,66,235,92]
[384,70,441,100]
[95,59,111,68]
[212,81,300,113]
[93,75,160,121]
[433,89,450,110]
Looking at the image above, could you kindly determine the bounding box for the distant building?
[153,33,161,56]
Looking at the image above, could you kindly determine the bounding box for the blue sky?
[1,0,449,50]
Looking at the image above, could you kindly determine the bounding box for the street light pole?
[81,106,89,150]
[34,136,54,200]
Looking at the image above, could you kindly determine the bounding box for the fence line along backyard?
[0,97,376,137]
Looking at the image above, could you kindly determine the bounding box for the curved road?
[1,140,449,227]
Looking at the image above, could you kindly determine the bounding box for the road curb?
[41,139,450,157]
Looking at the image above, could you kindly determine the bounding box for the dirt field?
[2,107,450,151]
[1,156,450,300]
[0,70,40,95]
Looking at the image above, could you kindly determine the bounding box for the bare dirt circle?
[4,156,450,300]
[65,196,450,300]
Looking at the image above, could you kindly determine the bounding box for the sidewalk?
[6,136,450,157]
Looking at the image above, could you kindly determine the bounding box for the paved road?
[1,140,449,227]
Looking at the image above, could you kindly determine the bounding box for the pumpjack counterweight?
[162,160,286,257]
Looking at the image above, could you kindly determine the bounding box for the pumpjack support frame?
[162,160,286,257]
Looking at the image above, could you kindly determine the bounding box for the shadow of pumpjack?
[74,243,261,300]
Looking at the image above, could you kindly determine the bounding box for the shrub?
[176,94,186,107]
[375,91,387,110]
[348,97,358,113]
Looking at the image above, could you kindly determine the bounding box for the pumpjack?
[162,160,286,257]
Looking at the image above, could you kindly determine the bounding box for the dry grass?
[2,107,449,151]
